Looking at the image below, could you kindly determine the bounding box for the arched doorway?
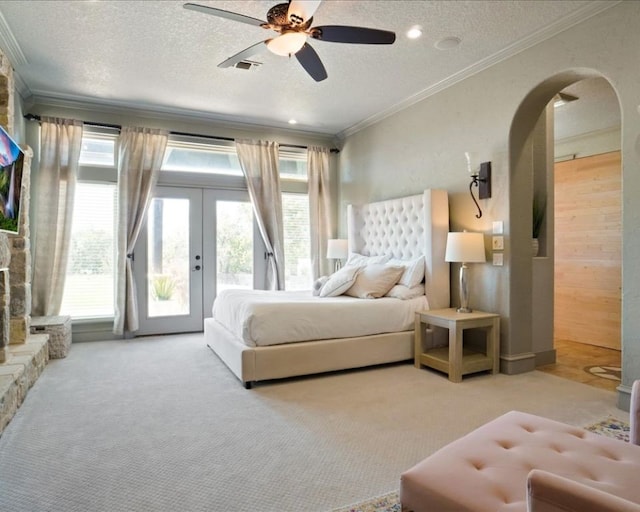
[541,78,622,390]
[507,70,622,384]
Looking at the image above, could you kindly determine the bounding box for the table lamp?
[326,239,348,272]
[445,232,486,313]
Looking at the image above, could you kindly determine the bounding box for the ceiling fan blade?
[287,0,322,26]
[311,26,396,44]
[295,42,327,82]
[183,3,266,27]
[218,41,267,68]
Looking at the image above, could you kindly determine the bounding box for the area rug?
[331,491,400,512]
[330,417,630,512]
[584,416,629,442]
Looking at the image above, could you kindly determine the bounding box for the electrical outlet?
[492,236,504,250]
[493,253,504,266]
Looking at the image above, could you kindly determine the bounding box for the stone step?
[0,334,49,434]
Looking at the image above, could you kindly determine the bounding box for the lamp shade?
[326,239,348,259]
[445,232,486,263]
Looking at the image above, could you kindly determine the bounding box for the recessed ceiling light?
[407,26,422,39]
[434,36,461,50]
[288,119,298,125]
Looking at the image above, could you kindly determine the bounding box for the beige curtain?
[235,139,285,290]
[113,127,168,335]
[32,117,84,316]
[307,146,332,280]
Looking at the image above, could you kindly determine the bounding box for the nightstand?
[414,308,500,382]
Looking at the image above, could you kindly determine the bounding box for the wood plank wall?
[554,151,621,350]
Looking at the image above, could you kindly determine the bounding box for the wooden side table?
[415,308,500,382]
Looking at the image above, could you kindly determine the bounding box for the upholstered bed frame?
[203,189,449,388]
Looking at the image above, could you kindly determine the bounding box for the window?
[161,137,308,182]
[60,182,116,318]
[279,148,307,181]
[161,138,242,176]
[78,131,116,167]
[282,192,311,290]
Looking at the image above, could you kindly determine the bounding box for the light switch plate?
[492,221,503,234]
[493,253,504,266]
[492,236,504,250]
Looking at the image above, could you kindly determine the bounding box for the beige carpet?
[0,333,629,511]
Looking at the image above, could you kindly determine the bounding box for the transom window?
[162,138,243,176]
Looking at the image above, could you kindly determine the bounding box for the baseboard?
[617,383,631,412]
[535,348,556,367]
[500,352,537,374]
[71,320,122,342]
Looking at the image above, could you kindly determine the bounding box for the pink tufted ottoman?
[400,410,640,512]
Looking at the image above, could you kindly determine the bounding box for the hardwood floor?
[537,339,621,392]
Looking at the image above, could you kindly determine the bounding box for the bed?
[204,189,450,388]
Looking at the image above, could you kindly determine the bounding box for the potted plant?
[532,193,546,257]
[152,275,175,301]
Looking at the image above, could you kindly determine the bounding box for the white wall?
[338,1,640,408]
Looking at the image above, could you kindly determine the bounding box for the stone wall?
[0,46,31,349]
[0,51,14,136]
[0,239,9,363]
[0,48,46,436]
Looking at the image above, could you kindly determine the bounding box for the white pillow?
[319,266,362,297]
[387,255,425,288]
[344,264,404,299]
[346,252,390,268]
[312,275,330,296]
[385,283,425,300]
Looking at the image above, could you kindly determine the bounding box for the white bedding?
[212,289,429,347]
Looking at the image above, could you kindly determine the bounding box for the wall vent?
[234,60,262,70]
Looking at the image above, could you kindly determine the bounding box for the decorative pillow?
[319,266,362,297]
[312,275,330,296]
[344,264,404,299]
[346,252,390,268]
[388,255,425,288]
[385,283,426,300]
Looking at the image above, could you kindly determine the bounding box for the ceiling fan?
[183,0,396,82]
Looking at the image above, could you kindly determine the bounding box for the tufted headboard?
[346,189,450,309]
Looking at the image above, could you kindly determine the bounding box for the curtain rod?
[23,113,339,153]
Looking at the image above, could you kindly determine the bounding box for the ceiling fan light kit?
[267,31,308,56]
[184,0,396,82]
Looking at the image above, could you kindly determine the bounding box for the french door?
[134,186,265,335]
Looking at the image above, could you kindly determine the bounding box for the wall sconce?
[466,153,492,219]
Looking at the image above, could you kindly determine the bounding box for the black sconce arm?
[469,176,483,219]
[468,161,492,220]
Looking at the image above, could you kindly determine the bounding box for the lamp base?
[456,307,473,313]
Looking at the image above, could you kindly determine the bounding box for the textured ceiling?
[0,0,618,137]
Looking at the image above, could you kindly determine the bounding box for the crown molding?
[337,0,620,140]
[13,70,31,99]
[556,124,620,146]
[28,92,336,141]
[0,10,27,66]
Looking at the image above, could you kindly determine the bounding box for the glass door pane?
[134,186,203,335]
[216,200,254,292]
[147,197,190,317]
[202,189,267,319]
